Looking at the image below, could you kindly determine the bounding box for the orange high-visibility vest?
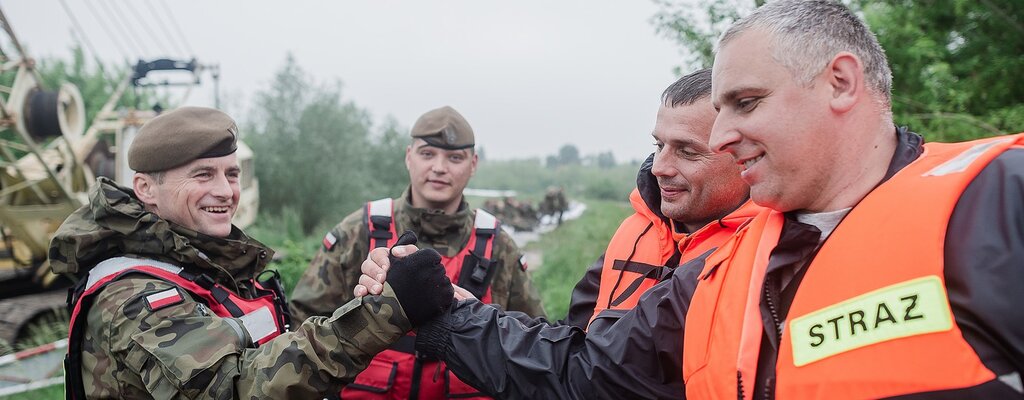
[684,134,1023,399]
[589,188,759,328]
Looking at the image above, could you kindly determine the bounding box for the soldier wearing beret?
[51,106,455,399]
[290,105,545,399]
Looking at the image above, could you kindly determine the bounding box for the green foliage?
[0,385,63,400]
[856,0,1024,141]
[473,158,639,201]
[244,208,322,295]
[650,0,760,72]
[651,0,1024,140]
[245,54,408,233]
[529,199,633,319]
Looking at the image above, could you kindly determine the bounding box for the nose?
[709,114,741,156]
[210,173,234,200]
[430,157,448,175]
[651,149,675,178]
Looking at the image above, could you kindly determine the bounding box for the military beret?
[410,106,474,150]
[128,106,238,173]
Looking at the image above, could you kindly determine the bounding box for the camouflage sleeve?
[489,231,546,318]
[289,209,370,322]
[94,276,410,399]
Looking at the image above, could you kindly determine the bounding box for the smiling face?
[652,100,748,231]
[405,139,478,214]
[134,153,240,238]
[710,30,840,213]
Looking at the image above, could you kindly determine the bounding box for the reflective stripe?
[999,372,1024,394]
[85,257,181,292]
[474,209,497,230]
[369,198,393,217]
[237,306,278,344]
[924,138,1012,176]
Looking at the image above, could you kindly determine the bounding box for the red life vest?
[65,256,291,400]
[343,198,499,399]
[683,134,1023,399]
[588,188,760,328]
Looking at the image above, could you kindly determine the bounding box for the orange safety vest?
[589,188,759,328]
[343,198,499,399]
[684,134,1023,399]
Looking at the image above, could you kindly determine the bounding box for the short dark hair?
[661,68,712,107]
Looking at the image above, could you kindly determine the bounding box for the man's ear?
[826,52,864,113]
[133,173,158,208]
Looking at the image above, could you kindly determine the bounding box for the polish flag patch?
[519,255,529,271]
[145,288,184,311]
[322,232,338,250]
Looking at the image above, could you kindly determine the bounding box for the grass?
[527,199,633,319]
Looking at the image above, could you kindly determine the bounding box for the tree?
[596,151,617,169]
[651,0,1024,140]
[855,0,1024,141]
[246,54,407,233]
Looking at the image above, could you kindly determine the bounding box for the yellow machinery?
[0,8,258,344]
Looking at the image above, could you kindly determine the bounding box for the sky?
[4,1,687,162]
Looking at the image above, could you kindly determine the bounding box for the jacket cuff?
[414,299,459,359]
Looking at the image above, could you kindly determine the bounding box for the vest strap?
[458,209,500,299]
[368,198,395,248]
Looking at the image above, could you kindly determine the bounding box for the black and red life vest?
[342,198,499,399]
[65,257,291,400]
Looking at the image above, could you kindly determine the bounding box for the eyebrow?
[713,86,768,108]
[652,133,710,151]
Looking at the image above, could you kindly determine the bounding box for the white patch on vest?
[789,275,953,367]
[999,372,1024,394]
[368,198,393,217]
[238,306,277,344]
[923,138,1011,176]
[145,288,184,311]
[475,209,497,229]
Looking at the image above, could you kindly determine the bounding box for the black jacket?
[416,128,1024,399]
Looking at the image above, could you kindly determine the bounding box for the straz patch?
[145,288,185,311]
[789,275,953,367]
[322,231,338,250]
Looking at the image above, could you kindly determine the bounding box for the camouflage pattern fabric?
[290,188,546,322]
[51,178,412,399]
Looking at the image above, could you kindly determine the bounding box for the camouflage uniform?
[50,178,412,399]
[291,188,545,323]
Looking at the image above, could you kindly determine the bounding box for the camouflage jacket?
[290,188,545,322]
[50,178,412,399]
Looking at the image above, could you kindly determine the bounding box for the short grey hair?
[718,0,892,108]
[662,68,713,107]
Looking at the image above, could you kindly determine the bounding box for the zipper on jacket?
[737,371,746,400]
[763,275,783,339]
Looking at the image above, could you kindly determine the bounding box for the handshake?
[354,231,474,326]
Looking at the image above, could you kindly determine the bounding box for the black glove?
[385,231,454,326]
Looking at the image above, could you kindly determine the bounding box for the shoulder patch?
[322,231,338,250]
[144,288,185,312]
[519,255,528,271]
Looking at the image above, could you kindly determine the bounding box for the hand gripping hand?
[384,231,455,327]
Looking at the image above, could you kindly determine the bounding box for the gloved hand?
[384,231,455,327]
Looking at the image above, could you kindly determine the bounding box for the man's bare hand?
[353,244,419,297]
[452,284,477,301]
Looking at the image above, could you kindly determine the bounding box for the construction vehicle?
[0,9,258,346]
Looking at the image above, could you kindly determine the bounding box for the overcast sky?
[5,1,687,162]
